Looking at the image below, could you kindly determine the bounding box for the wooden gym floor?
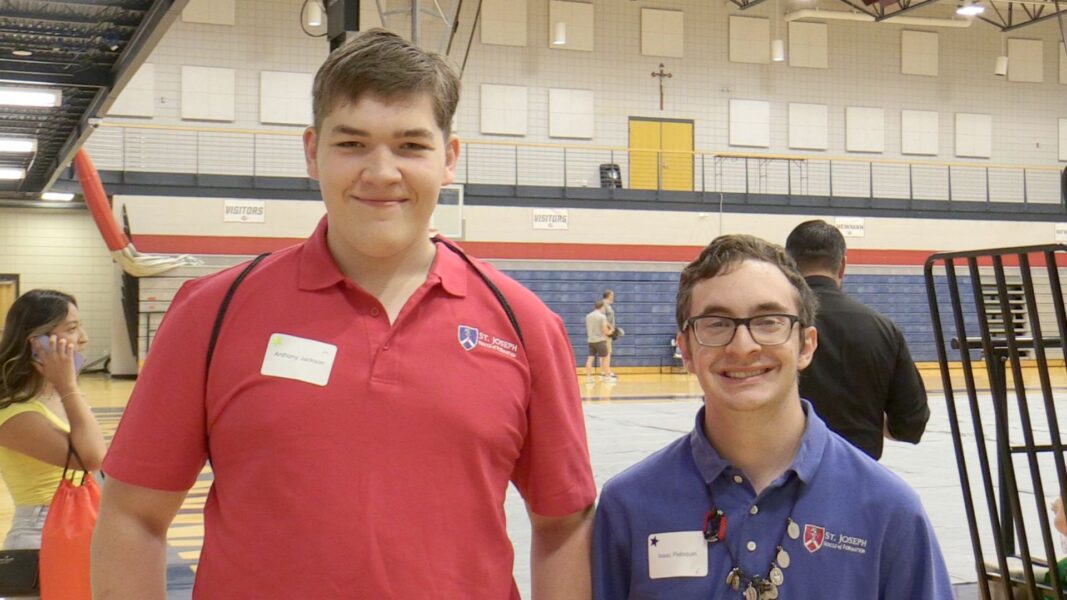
[0,368,1060,598]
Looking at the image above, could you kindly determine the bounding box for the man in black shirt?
[785,220,930,460]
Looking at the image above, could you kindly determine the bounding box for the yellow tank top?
[0,399,78,506]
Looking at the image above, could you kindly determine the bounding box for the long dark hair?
[0,289,77,408]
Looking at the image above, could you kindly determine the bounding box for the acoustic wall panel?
[1008,39,1043,82]
[641,8,684,57]
[1060,43,1066,84]
[788,103,828,150]
[845,107,885,153]
[181,66,235,122]
[955,113,992,158]
[182,0,235,25]
[901,30,938,76]
[729,99,770,148]
[260,71,313,126]
[482,0,528,47]
[901,110,939,156]
[788,22,827,69]
[549,88,594,139]
[481,84,527,135]
[729,16,770,64]
[549,1,594,51]
[1059,118,1067,161]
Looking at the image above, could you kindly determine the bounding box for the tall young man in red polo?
[92,29,596,599]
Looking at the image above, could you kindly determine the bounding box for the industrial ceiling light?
[0,87,61,107]
[0,138,36,153]
[956,0,984,16]
[771,39,785,61]
[41,192,74,201]
[0,168,26,180]
[771,0,785,62]
[994,33,1008,76]
[306,1,323,27]
[552,22,567,45]
[994,55,1008,75]
[11,49,31,57]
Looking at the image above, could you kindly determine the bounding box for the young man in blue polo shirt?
[592,234,953,599]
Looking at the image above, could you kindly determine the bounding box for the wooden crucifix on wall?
[651,63,672,111]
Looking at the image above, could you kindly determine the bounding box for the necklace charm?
[758,582,779,600]
[743,582,758,600]
[786,518,800,540]
[775,546,791,569]
[726,568,742,591]
[769,564,785,586]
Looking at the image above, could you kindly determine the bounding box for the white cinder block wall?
[16,0,1062,365]
[0,209,115,363]
[90,0,1066,168]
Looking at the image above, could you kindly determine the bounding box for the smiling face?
[677,259,816,417]
[304,93,460,266]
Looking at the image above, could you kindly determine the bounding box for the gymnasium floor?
[0,371,1035,598]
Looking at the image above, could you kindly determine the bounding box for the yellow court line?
[178,550,201,561]
[167,525,205,538]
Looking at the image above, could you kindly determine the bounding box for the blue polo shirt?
[593,400,953,599]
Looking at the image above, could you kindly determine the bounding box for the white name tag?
[648,531,708,579]
[260,333,337,386]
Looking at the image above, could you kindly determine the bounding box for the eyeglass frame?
[682,313,805,347]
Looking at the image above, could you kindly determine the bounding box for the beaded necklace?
[703,476,802,600]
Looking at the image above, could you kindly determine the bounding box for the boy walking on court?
[93,29,596,599]
[586,299,614,380]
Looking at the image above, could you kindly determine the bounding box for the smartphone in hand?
[32,335,86,372]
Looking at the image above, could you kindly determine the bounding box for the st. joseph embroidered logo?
[458,326,479,351]
[802,523,868,555]
[457,325,519,358]
[803,524,825,553]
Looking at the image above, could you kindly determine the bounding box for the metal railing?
[84,123,1065,205]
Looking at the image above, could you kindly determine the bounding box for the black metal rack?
[925,244,1067,600]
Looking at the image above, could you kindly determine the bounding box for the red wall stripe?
[130,235,1067,267]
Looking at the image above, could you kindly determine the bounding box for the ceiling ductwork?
[786,8,975,26]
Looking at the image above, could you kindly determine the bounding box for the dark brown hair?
[311,28,460,137]
[675,234,817,330]
[0,289,77,408]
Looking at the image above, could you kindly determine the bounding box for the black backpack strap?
[433,236,525,348]
[205,253,271,380]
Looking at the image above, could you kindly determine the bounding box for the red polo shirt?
[104,217,595,598]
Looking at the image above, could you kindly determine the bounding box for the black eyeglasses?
[683,314,802,347]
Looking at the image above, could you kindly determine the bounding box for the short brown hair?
[311,28,460,136]
[675,234,817,330]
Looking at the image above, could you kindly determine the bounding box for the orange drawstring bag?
[39,443,100,600]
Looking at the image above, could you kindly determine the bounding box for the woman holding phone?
[0,289,105,551]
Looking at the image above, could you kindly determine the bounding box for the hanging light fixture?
[771,0,785,62]
[552,21,567,45]
[307,1,323,27]
[994,33,1008,76]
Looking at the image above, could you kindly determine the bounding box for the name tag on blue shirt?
[260,333,337,386]
[648,531,708,579]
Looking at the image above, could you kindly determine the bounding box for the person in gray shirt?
[585,299,615,380]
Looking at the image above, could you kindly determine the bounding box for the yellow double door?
[629,118,694,191]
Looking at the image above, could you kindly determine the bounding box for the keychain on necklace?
[703,507,728,543]
[706,481,803,600]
